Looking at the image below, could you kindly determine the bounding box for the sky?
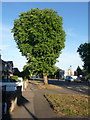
[1,0,89,2]
[1,2,88,72]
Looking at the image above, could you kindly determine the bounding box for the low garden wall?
[9,80,29,112]
[5,86,22,113]
[2,80,29,118]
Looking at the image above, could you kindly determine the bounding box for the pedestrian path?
[10,82,59,119]
[33,88,59,118]
[10,84,36,119]
[9,82,89,120]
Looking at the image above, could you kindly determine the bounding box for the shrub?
[10,75,18,79]
[85,73,90,80]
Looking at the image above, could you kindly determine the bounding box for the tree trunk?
[43,73,48,84]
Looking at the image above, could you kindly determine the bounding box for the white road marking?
[82,86,88,89]
[67,87,72,89]
[78,89,85,92]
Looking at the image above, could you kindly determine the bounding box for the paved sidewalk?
[9,82,59,120]
[33,88,59,118]
[10,84,36,119]
[8,81,89,120]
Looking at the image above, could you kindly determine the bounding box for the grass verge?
[37,84,63,89]
[30,80,43,85]
[44,94,89,116]
[30,80,62,89]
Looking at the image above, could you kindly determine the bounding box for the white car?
[65,76,74,82]
[74,77,82,82]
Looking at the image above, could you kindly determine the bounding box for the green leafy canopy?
[12,8,66,75]
[77,43,90,73]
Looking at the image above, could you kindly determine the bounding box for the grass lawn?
[37,84,63,89]
[44,94,89,116]
[48,79,59,81]
[30,80,43,85]
[30,80,62,89]
[35,78,59,81]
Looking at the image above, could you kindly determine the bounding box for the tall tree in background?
[20,65,31,79]
[13,68,20,76]
[76,66,83,76]
[12,8,66,84]
[77,43,90,73]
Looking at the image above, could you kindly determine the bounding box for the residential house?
[0,54,14,80]
[0,54,2,80]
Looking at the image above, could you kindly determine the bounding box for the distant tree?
[76,66,83,77]
[12,8,66,84]
[13,68,20,76]
[20,65,31,79]
[77,43,90,73]
[48,66,61,79]
[54,66,61,79]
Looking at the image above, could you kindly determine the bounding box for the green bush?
[85,74,90,80]
[23,79,27,81]
[10,75,18,79]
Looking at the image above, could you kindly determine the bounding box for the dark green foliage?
[77,43,90,73]
[10,75,18,79]
[76,66,83,76]
[85,73,90,80]
[20,65,30,79]
[48,66,61,79]
[53,66,62,79]
[13,68,21,76]
[12,8,66,75]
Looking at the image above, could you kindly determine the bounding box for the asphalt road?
[34,79,89,96]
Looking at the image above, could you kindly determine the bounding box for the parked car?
[65,76,74,82]
[74,77,82,82]
[88,79,90,83]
